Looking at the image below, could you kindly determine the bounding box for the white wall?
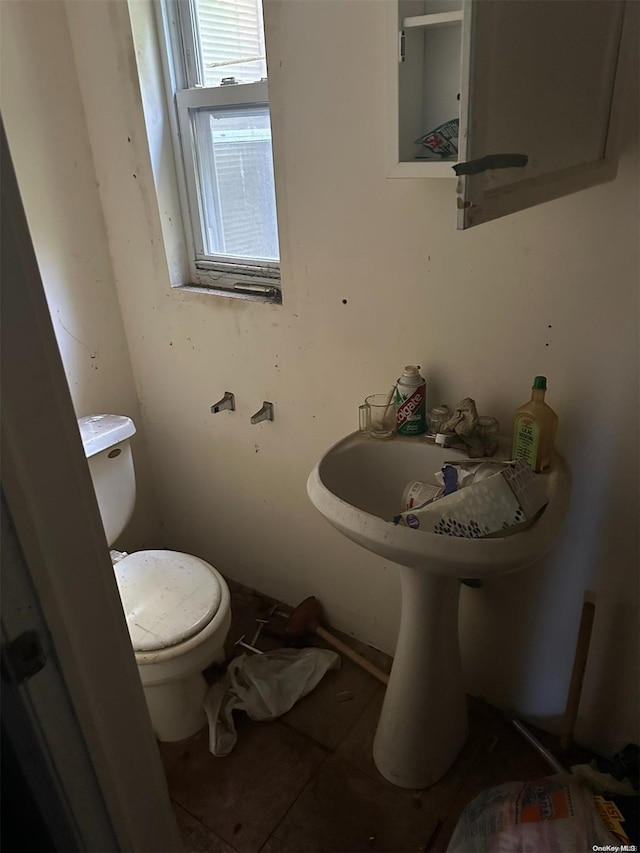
[6,0,637,754]
[1,0,162,549]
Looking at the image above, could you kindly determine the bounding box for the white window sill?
[172,283,282,305]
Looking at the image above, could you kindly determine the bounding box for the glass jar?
[478,416,500,453]
[427,405,451,435]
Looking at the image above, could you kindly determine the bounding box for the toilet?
[78,413,231,742]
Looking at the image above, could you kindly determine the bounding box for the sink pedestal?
[308,431,571,789]
[373,568,467,789]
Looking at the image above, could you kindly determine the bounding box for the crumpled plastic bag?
[447,775,623,853]
[570,762,638,796]
[204,647,340,756]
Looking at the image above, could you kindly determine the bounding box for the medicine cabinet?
[385,0,626,228]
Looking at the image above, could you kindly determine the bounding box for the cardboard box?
[395,459,548,539]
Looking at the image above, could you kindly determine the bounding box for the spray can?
[394,365,427,436]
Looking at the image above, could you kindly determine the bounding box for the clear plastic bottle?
[511,376,558,472]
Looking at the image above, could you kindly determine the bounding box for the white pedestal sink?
[307,432,571,789]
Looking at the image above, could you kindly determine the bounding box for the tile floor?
[159,582,592,853]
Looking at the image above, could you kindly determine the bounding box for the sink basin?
[308,432,571,578]
[307,431,571,789]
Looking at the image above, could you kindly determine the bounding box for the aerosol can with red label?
[394,365,427,436]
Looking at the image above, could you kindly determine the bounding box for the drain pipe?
[510,718,567,775]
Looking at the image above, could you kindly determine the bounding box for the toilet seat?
[114,550,222,652]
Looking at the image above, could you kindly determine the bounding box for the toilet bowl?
[115,549,231,741]
[78,414,231,742]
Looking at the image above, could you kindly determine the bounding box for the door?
[456,0,625,228]
[1,121,183,852]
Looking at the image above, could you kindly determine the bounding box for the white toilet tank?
[78,414,137,546]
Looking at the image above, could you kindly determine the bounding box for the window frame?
[155,0,282,303]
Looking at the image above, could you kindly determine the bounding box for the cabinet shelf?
[388,2,464,179]
[402,11,462,29]
[386,0,625,228]
[393,160,458,178]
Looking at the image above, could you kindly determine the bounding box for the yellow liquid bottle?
[512,376,558,472]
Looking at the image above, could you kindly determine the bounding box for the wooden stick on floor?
[560,600,596,752]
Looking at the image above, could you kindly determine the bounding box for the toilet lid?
[114,550,222,652]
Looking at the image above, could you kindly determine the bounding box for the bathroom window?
[157,0,281,302]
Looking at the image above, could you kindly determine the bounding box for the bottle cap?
[404,365,419,375]
[533,376,547,390]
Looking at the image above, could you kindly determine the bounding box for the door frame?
[1,123,182,852]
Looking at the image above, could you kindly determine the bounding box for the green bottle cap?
[533,376,547,390]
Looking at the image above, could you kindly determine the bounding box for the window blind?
[195,0,267,87]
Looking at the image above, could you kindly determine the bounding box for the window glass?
[192,105,279,261]
[195,0,267,87]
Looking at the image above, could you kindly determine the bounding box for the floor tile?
[215,585,390,752]
[159,582,599,853]
[223,582,283,660]
[172,802,238,853]
[448,715,556,818]
[269,754,440,852]
[159,718,327,853]
[277,608,392,751]
[424,819,456,853]
[203,583,285,684]
[336,689,494,820]
[280,654,381,751]
[334,687,389,778]
[256,836,285,853]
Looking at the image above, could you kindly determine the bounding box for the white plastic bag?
[204,647,340,756]
[446,776,622,853]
